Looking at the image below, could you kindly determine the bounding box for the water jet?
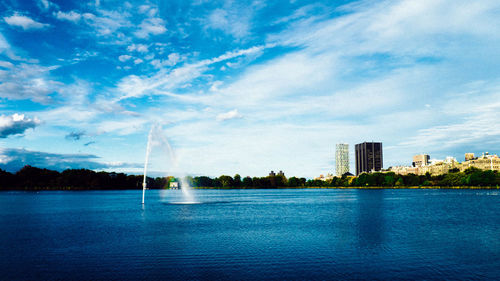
[142,123,196,204]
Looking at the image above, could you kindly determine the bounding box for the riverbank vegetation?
[0,165,498,190]
[189,167,499,189]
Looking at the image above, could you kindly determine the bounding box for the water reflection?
[356,189,385,249]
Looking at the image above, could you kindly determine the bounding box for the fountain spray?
[142,126,154,204]
[142,123,197,204]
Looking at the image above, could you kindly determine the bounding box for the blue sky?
[0,0,499,177]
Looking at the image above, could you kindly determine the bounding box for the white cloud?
[54,11,81,22]
[117,45,269,101]
[134,17,167,38]
[0,148,140,172]
[270,0,500,58]
[0,33,27,61]
[398,83,500,151]
[4,13,49,30]
[118,55,132,62]
[97,118,148,135]
[0,113,41,138]
[127,43,148,53]
[138,5,151,14]
[216,109,242,121]
[150,53,182,68]
[38,0,58,11]
[133,58,143,64]
[204,1,264,40]
[0,63,61,103]
[82,9,131,37]
[0,33,9,52]
[40,0,50,10]
[206,8,250,39]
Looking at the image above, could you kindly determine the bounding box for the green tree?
[287,177,302,187]
[218,175,233,188]
[440,172,465,186]
[404,174,420,186]
[242,176,253,188]
[383,173,396,187]
[395,177,404,187]
[233,174,241,187]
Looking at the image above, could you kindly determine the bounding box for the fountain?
[142,123,196,204]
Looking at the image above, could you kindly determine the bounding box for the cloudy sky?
[0,0,499,177]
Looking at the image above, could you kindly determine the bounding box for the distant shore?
[2,186,499,191]
[193,186,500,190]
[1,165,498,191]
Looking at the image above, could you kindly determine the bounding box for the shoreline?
[193,186,500,190]
[2,186,499,191]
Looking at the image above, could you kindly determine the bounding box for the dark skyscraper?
[355,142,383,175]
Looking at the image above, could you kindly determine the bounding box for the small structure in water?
[169,181,180,189]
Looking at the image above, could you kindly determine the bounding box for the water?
[1,189,499,280]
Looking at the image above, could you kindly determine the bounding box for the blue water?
[1,189,499,280]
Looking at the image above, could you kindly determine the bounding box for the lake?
[1,189,499,280]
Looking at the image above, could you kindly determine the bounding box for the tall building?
[355,142,383,175]
[412,154,430,167]
[335,143,349,176]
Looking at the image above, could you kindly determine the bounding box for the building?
[355,142,383,175]
[389,152,500,176]
[460,152,500,171]
[412,154,430,167]
[314,173,334,181]
[465,153,476,161]
[335,143,349,176]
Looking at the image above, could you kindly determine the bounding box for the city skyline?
[0,0,499,177]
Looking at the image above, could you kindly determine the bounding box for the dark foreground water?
[1,189,500,280]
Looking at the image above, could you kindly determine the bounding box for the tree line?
[0,165,498,190]
[188,167,499,188]
[0,165,165,190]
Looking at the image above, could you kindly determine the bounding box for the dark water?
[1,189,500,280]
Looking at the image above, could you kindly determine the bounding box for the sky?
[0,0,499,178]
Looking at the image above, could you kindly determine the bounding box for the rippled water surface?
[1,189,500,280]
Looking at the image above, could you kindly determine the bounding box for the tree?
[466,170,496,186]
[193,176,214,187]
[218,175,233,188]
[233,174,241,188]
[287,177,301,187]
[383,173,396,187]
[404,174,420,186]
[0,169,15,189]
[440,172,465,186]
[242,176,253,188]
[395,177,404,187]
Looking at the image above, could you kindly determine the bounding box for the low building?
[460,153,500,172]
[389,152,499,176]
[465,153,476,161]
[389,166,419,175]
[412,154,430,167]
[314,173,334,181]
